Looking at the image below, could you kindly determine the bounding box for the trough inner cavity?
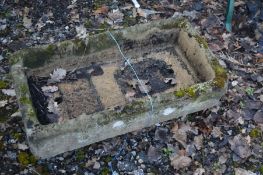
[26,29,204,125]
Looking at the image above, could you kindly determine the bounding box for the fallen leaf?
[234,168,256,175]
[171,122,193,148]
[1,89,16,96]
[170,155,192,170]
[125,90,136,100]
[94,5,109,15]
[127,79,138,89]
[108,9,124,23]
[138,80,151,94]
[47,99,60,114]
[253,110,263,124]
[164,78,176,85]
[229,134,251,159]
[211,127,223,139]
[193,135,203,150]
[18,143,29,150]
[49,68,67,83]
[75,25,88,39]
[22,7,32,29]
[147,145,162,163]
[41,86,58,93]
[137,8,161,18]
[85,157,97,167]
[193,168,205,175]
[0,100,8,108]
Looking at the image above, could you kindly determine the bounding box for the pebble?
[0,55,3,62]
[93,161,100,169]
[17,143,29,150]
[231,80,238,87]
[141,164,146,169]
[138,159,143,164]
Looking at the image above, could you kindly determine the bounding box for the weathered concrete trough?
[10,18,227,158]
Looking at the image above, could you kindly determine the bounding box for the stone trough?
[10,18,227,158]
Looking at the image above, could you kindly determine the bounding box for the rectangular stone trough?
[10,18,227,158]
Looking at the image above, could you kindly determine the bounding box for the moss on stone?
[123,15,137,27]
[211,59,228,88]
[161,18,188,30]
[194,35,209,49]
[0,80,8,89]
[97,101,147,126]
[19,96,31,105]
[20,84,28,94]
[84,19,93,28]
[9,54,21,65]
[174,86,197,98]
[175,89,185,98]
[73,39,88,55]
[249,128,262,138]
[23,45,56,68]
[18,152,37,166]
[12,132,22,140]
[122,101,146,115]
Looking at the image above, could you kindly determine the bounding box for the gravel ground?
[0,0,263,175]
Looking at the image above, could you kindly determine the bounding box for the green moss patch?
[249,128,262,138]
[0,80,8,89]
[18,152,37,166]
[23,45,56,68]
[211,59,228,88]
[174,87,197,98]
[161,18,188,30]
[194,35,209,49]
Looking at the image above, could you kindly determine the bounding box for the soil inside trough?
[28,64,104,125]
[114,58,176,97]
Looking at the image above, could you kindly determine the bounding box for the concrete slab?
[10,18,227,158]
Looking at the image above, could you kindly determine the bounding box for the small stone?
[2,89,16,97]
[231,80,238,87]
[154,127,168,142]
[219,59,227,68]
[234,168,256,175]
[218,154,228,164]
[147,146,161,163]
[138,159,143,164]
[253,110,263,124]
[193,167,205,175]
[11,111,22,118]
[0,55,3,61]
[141,164,146,169]
[93,161,100,169]
[133,169,144,175]
[18,143,29,150]
[229,134,251,159]
[0,100,8,108]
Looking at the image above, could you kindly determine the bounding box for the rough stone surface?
[10,18,227,158]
